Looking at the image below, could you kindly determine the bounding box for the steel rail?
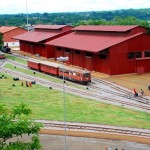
[40,121,150,138]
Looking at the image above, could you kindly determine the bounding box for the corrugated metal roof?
[28,59,41,63]
[34,25,69,30]
[46,32,144,52]
[41,61,61,68]
[13,30,61,42]
[73,25,139,32]
[0,26,17,33]
[60,65,90,73]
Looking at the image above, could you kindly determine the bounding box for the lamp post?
[57,56,69,150]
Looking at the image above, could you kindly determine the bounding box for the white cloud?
[0,0,150,14]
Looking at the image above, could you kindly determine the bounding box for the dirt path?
[39,134,150,150]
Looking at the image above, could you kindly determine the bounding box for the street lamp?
[57,56,69,150]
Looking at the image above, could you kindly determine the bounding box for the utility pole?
[26,0,29,31]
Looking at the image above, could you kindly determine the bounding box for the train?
[27,59,91,84]
[1,46,12,54]
[0,52,6,59]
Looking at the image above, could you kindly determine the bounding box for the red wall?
[136,59,150,73]
[109,42,135,75]
[3,28,27,42]
[109,34,150,75]
[62,26,72,32]
[45,45,55,58]
[72,50,84,68]
[83,54,96,71]
[130,26,146,35]
[95,53,110,74]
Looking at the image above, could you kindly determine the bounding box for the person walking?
[140,89,144,97]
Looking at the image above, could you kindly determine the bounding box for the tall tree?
[0,103,42,150]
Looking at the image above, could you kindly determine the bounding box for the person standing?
[134,88,138,97]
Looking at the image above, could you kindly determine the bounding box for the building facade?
[13,25,72,58]
[46,25,150,75]
[0,26,27,47]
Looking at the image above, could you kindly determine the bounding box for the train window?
[75,50,80,54]
[144,51,150,57]
[86,52,92,57]
[128,52,142,59]
[84,73,90,77]
[65,49,70,53]
[57,47,61,51]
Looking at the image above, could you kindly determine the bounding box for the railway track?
[91,77,150,105]
[0,59,5,65]
[1,67,150,112]
[37,120,150,138]
[6,59,150,104]
[6,59,28,69]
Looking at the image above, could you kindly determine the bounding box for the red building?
[46,25,150,75]
[13,25,72,58]
[0,26,27,47]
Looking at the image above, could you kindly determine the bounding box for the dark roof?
[34,25,70,30]
[13,30,63,42]
[73,25,139,32]
[46,32,144,52]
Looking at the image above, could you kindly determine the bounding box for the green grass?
[5,54,27,64]
[0,72,150,129]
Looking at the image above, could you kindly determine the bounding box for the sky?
[0,0,150,14]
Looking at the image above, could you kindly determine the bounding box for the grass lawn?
[0,72,150,129]
[5,53,27,64]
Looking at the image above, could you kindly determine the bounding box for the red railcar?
[59,66,91,84]
[27,59,91,84]
[40,61,59,76]
[0,52,6,59]
[27,59,41,70]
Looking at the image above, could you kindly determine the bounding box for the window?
[86,52,92,57]
[99,49,109,59]
[84,73,90,78]
[75,50,80,54]
[65,49,70,53]
[99,54,107,59]
[144,51,150,57]
[128,52,142,59]
[56,47,61,51]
